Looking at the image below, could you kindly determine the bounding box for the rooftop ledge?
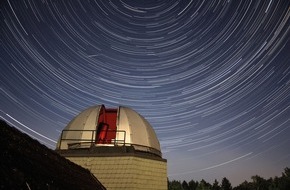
[56,145,167,162]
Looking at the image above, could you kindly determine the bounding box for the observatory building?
[56,105,167,190]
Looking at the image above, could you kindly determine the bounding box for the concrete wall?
[66,156,167,190]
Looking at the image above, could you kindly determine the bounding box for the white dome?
[57,105,161,156]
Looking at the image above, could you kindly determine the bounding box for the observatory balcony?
[57,129,126,149]
[57,128,162,157]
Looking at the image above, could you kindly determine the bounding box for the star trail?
[1,0,290,185]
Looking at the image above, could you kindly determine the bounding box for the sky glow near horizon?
[1,0,290,186]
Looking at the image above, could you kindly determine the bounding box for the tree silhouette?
[233,180,253,190]
[188,179,198,190]
[168,167,290,190]
[212,179,221,190]
[197,179,212,190]
[221,177,232,190]
[251,175,269,190]
[168,180,182,190]
[277,167,290,189]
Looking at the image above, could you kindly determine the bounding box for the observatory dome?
[57,105,161,156]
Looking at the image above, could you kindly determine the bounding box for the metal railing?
[57,129,162,157]
[57,129,126,150]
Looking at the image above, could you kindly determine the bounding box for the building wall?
[66,156,167,190]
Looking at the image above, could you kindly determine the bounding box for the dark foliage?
[168,168,290,190]
[221,177,232,190]
[0,120,106,190]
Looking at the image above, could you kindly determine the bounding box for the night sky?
[1,0,290,186]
